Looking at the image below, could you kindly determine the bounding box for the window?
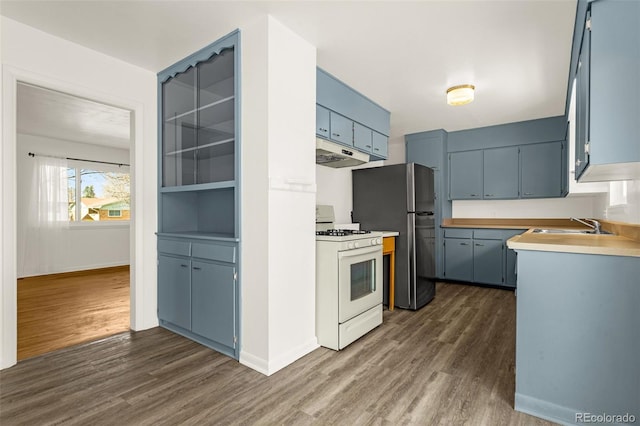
[67,166,130,223]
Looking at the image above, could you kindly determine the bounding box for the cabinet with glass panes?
[158,30,239,240]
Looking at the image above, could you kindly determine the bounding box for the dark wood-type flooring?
[1,282,554,425]
[17,266,130,360]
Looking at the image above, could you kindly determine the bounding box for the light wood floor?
[1,282,555,425]
[17,266,130,361]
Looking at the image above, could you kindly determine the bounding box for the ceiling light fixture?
[446,84,475,106]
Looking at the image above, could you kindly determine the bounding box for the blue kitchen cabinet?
[157,30,240,360]
[449,150,483,200]
[316,105,330,139]
[572,0,640,182]
[329,112,354,147]
[443,228,523,288]
[473,238,504,285]
[444,238,473,282]
[575,10,590,180]
[316,68,390,159]
[158,254,191,331]
[317,68,390,136]
[353,122,373,152]
[372,131,388,159]
[191,260,237,350]
[443,229,474,282]
[483,146,519,199]
[520,141,564,198]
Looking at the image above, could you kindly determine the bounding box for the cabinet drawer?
[158,238,191,256]
[443,229,473,239]
[192,242,236,263]
[473,230,504,240]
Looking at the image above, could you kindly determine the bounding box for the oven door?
[338,244,383,323]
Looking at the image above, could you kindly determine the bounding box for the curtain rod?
[28,152,130,168]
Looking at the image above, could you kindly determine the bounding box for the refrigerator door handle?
[416,211,434,216]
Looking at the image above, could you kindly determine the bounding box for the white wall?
[240,16,318,375]
[1,17,157,369]
[16,134,130,277]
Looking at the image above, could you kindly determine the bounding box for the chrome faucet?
[571,217,602,234]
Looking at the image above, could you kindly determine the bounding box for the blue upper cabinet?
[316,68,390,160]
[520,141,565,199]
[449,150,483,200]
[573,0,640,182]
[484,146,519,199]
[330,112,354,147]
[372,131,388,159]
[446,116,567,200]
[353,122,373,152]
[316,105,330,139]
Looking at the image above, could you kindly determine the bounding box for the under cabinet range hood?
[316,138,369,168]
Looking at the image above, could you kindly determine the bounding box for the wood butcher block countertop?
[442,218,640,258]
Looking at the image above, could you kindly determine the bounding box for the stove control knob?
[354,242,359,248]
[348,242,354,249]
[376,238,382,245]
[371,238,377,245]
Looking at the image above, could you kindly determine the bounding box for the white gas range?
[315,205,383,350]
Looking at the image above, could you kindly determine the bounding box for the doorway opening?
[15,82,134,360]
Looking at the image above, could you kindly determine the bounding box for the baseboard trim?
[515,392,579,425]
[18,264,130,280]
[240,337,319,376]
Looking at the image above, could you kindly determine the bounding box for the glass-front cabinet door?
[162,47,235,188]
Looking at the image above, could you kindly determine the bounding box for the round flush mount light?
[446,84,475,106]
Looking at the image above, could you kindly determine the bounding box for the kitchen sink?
[532,228,615,235]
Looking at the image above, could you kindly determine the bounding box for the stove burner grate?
[316,229,371,237]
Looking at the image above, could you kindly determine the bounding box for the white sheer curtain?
[18,155,69,276]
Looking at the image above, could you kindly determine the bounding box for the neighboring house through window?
[67,166,130,223]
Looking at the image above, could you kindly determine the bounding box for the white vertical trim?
[0,65,151,369]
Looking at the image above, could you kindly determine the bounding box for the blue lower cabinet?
[443,229,522,287]
[444,238,473,281]
[191,260,236,349]
[157,237,238,359]
[473,239,504,285]
[158,254,191,330]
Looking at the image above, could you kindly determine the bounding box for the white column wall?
[265,17,318,373]
[240,16,318,375]
[1,17,157,369]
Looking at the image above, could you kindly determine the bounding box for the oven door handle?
[338,244,381,259]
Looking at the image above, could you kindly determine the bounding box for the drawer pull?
[460,242,469,246]
[180,264,188,268]
[192,266,202,271]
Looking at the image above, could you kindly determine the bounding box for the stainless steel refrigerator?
[352,163,436,310]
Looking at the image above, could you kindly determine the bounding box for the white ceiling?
[17,83,131,149]
[2,0,577,142]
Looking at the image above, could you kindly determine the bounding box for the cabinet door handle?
[374,148,380,151]
[485,194,494,197]
[319,127,327,132]
[524,192,533,195]
[332,132,340,137]
[475,243,484,247]
[460,242,469,246]
[180,264,188,268]
[470,194,478,197]
[576,159,582,166]
[192,266,201,271]
[365,145,372,148]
